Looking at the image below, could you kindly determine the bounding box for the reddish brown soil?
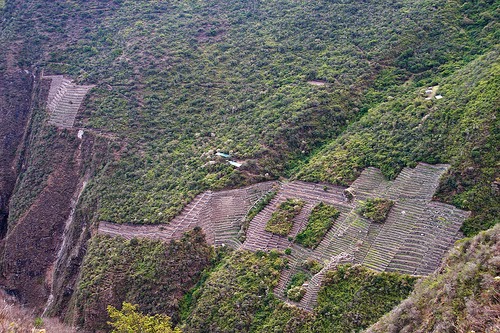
[1,130,95,309]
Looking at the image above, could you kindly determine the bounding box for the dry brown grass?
[0,293,76,333]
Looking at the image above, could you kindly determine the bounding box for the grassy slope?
[181,251,417,333]
[3,0,488,225]
[366,224,500,333]
[297,47,499,236]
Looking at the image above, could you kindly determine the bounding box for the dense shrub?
[265,199,305,235]
[357,198,394,223]
[295,202,340,248]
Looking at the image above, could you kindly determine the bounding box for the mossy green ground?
[295,202,340,248]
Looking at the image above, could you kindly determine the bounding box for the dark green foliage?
[183,250,285,332]
[357,198,394,223]
[311,265,417,332]
[286,272,309,294]
[265,199,305,235]
[75,229,212,331]
[295,202,339,248]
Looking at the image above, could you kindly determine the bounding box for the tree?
[107,302,181,333]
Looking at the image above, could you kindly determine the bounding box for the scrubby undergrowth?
[366,224,500,333]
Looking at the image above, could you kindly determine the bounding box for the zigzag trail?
[98,163,469,311]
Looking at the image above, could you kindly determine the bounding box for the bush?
[287,286,306,302]
[265,199,305,235]
[357,198,394,223]
[107,302,181,333]
[302,258,324,274]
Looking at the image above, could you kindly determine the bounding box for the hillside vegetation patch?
[357,198,394,223]
[265,198,305,235]
[295,202,340,248]
[311,265,417,332]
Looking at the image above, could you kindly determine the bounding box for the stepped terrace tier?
[98,163,469,310]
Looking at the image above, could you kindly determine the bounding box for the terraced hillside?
[99,181,277,247]
[44,75,94,128]
[99,162,469,310]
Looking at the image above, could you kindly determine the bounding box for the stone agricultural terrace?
[99,163,469,310]
[44,75,94,128]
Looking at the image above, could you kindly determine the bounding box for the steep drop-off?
[0,0,497,331]
[366,224,500,333]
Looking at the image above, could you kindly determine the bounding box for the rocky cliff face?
[0,72,109,313]
[0,69,33,239]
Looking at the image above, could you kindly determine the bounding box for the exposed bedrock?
[0,70,33,239]
[0,74,109,312]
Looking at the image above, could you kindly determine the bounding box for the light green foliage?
[265,199,305,235]
[310,265,417,332]
[108,302,181,333]
[286,286,306,302]
[357,198,394,223]
[295,202,339,248]
[302,258,323,274]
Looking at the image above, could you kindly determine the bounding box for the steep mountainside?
[366,224,500,333]
[0,0,498,332]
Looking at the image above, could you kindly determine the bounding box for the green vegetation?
[367,224,500,333]
[240,190,277,241]
[285,272,309,301]
[108,302,181,333]
[302,258,324,275]
[287,286,306,302]
[357,198,394,223]
[180,253,417,332]
[311,265,417,332]
[1,0,498,330]
[75,229,212,331]
[183,250,285,332]
[295,202,339,248]
[5,0,496,229]
[265,198,305,235]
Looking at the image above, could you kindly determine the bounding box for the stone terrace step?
[97,164,469,311]
[44,75,94,128]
